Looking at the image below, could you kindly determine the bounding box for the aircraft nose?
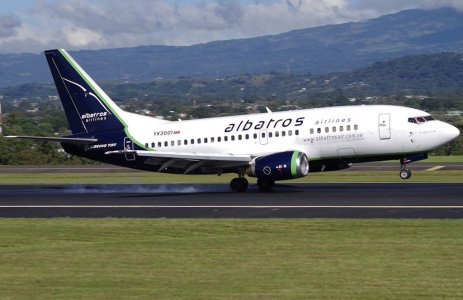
[442,122,460,142]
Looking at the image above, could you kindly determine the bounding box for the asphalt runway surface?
[0,183,462,218]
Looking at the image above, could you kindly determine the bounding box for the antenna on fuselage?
[265,107,272,113]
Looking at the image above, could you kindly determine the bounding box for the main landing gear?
[229,175,275,192]
[230,175,248,192]
[256,178,275,192]
[399,158,412,180]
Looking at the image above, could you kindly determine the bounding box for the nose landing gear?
[399,158,412,180]
[399,167,412,179]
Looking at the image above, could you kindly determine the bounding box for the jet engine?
[247,151,309,181]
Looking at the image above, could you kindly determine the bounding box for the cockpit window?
[408,115,435,124]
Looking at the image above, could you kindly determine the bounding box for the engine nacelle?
[247,151,309,181]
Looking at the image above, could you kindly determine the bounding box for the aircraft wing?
[105,150,252,173]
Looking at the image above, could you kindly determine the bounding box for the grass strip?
[0,219,462,299]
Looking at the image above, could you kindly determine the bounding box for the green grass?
[0,219,462,299]
[426,155,463,163]
[1,170,463,184]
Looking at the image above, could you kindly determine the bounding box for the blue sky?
[0,0,461,54]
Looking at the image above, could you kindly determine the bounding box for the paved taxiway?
[0,183,462,218]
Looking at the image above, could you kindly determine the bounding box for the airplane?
[6,49,460,192]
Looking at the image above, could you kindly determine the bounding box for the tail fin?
[45,49,125,135]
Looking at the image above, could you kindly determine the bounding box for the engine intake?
[247,151,309,181]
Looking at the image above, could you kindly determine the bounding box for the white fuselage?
[123,105,459,162]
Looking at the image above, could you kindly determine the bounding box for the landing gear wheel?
[399,168,412,180]
[230,177,249,192]
[257,179,275,192]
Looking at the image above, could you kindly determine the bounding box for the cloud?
[62,26,106,47]
[285,0,303,13]
[0,14,21,38]
[214,0,244,26]
[0,0,462,53]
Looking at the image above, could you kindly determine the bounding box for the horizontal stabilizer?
[5,135,98,145]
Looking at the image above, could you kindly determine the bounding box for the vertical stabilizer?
[45,49,125,135]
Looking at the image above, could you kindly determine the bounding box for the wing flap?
[105,150,252,162]
[106,150,251,174]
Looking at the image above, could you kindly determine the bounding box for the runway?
[0,183,462,218]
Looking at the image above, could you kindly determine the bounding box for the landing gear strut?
[399,158,412,180]
[230,175,248,192]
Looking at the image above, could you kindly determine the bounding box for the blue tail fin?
[45,49,125,135]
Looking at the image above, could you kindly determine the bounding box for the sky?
[0,0,462,54]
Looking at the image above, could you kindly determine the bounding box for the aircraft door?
[378,113,391,140]
[123,137,136,161]
[259,130,268,145]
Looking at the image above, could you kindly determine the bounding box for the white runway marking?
[1,205,463,209]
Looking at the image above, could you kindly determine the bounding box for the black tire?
[257,179,275,192]
[399,168,412,180]
[230,177,248,192]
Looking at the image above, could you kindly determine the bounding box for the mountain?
[3,52,463,103]
[1,7,463,88]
